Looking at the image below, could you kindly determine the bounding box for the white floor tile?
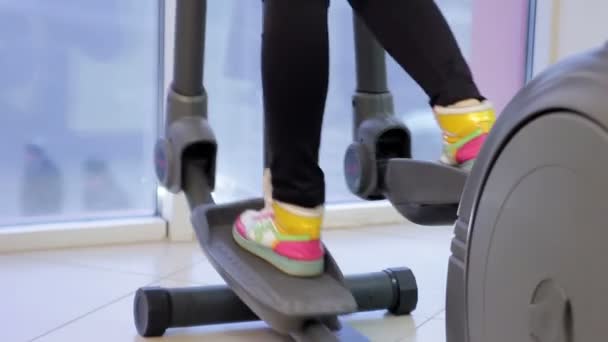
[36,278,417,342]
[323,229,451,295]
[345,311,421,342]
[34,279,290,342]
[354,223,454,242]
[170,228,451,294]
[168,257,225,285]
[0,254,155,342]
[19,241,204,277]
[7,222,454,342]
[402,319,445,342]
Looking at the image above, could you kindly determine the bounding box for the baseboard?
[0,218,166,253]
[0,201,406,252]
[323,201,407,229]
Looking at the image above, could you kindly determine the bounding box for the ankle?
[272,201,323,239]
[447,98,482,108]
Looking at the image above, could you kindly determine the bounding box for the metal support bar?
[351,13,396,139]
[182,159,214,208]
[134,269,417,337]
[172,0,207,97]
[353,14,389,94]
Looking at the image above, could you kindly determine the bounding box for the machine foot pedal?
[384,159,467,225]
[191,199,358,334]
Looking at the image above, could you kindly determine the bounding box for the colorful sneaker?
[434,100,496,171]
[233,201,324,277]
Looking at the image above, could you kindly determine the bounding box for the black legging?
[263,0,483,208]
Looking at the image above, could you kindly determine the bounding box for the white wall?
[533,0,608,75]
[554,0,608,59]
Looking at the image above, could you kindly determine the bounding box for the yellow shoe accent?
[272,201,322,240]
[434,100,496,145]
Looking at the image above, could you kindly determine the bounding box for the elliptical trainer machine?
[132,1,433,341]
[134,0,608,341]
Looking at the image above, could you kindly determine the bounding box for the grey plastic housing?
[159,89,216,194]
[166,87,208,122]
[467,112,603,342]
[349,116,411,198]
[447,42,608,342]
[352,93,396,138]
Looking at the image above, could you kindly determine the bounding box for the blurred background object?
[20,142,64,216]
[81,158,130,212]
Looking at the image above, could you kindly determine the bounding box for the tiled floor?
[2,224,452,342]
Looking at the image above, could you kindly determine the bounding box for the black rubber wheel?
[385,267,418,315]
[133,287,171,337]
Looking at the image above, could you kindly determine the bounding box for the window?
[209,0,503,204]
[324,0,477,202]
[530,0,608,77]
[0,0,162,226]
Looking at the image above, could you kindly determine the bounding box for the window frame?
[0,0,168,251]
[527,0,562,78]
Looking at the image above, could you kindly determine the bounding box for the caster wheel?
[344,142,375,198]
[154,138,176,191]
[385,267,418,315]
[134,287,171,337]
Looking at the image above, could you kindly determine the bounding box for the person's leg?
[263,0,328,208]
[233,0,330,277]
[348,0,496,169]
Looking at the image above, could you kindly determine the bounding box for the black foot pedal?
[191,199,358,335]
[384,159,467,225]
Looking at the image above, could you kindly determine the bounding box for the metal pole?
[161,0,214,196]
[164,0,209,125]
[353,15,389,94]
[172,0,206,97]
[351,13,395,138]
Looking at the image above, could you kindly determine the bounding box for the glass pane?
[0,0,161,226]
[207,1,264,204]
[209,1,477,203]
